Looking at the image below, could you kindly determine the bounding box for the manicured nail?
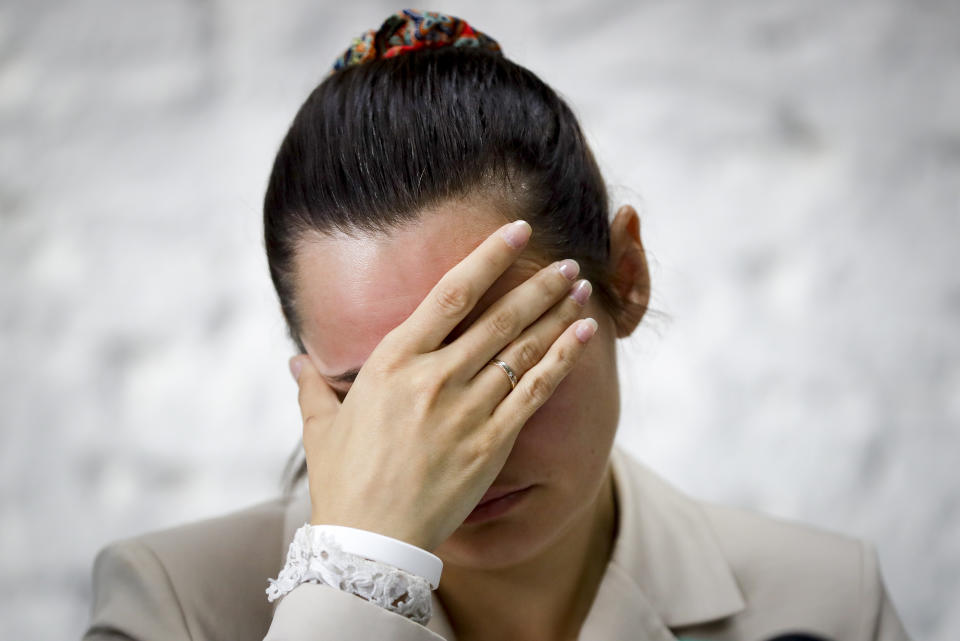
[501,220,531,249]
[569,279,592,305]
[575,318,598,343]
[556,259,580,281]
[289,356,303,382]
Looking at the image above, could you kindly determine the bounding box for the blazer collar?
[280,444,745,634]
[603,445,746,628]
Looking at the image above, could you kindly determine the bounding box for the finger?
[445,258,582,382]
[470,279,591,403]
[490,317,598,432]
[291,354,341,426]
[388,220,532,355]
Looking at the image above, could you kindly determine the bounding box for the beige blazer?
[83,446,911,641]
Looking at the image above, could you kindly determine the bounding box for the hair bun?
[331,9,502,74]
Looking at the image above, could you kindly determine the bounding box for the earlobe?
[608,205,651,338]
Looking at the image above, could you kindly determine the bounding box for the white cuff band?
[313,524,443,589]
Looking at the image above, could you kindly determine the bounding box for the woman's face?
[292,200,623,569]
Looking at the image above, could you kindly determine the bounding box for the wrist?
[310,512,434,553]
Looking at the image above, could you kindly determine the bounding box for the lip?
[464,485,533,525]
[478,484,531,505]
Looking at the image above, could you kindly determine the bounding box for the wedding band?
[490,359,518,389]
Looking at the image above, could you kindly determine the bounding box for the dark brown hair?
[264,45,635,493]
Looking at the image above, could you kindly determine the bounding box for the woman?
[83,10,911,641]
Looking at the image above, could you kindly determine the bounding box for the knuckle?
[471,426,503,460]
[486,308,517,340]
[513,340,540,372]
[368,338,413,378]
[545,264,574,293]
[523,373,554,407]
[302,414,323,435]
[554,342,576,369]
[433,282,471,318]
[408,365,447,400]
[373,329,401,358]
[367,353,400,378]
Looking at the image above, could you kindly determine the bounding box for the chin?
[435,521,549,570]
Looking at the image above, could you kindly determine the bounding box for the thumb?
[289,354,340,426]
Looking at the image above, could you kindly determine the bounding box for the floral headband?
[330,9,502,74]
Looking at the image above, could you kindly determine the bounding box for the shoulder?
[699,498,866,591]
[701,500,871,622]
[85,496,291,641]
[135,495,290,575]
[610,447,911,640]
[695,500,909,640]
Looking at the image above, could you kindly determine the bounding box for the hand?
[289,220,598,552]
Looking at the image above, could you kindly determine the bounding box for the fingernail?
[575,318,598,343]
[556,259,580,281]
[501,220,531,249]
[569,279,592,305]
[289,356,303,382]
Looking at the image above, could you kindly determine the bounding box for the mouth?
[478,484,531,505]
[464,485,534,525]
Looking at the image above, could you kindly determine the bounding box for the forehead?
[293,204,546,377]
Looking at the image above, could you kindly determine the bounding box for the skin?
[292,201,650,641]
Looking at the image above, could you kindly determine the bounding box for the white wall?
[1,0,957,638]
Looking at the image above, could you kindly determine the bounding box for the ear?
[608,205,651,338]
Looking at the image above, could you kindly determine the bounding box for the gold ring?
[490,359,518,389]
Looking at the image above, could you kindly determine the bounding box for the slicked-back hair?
[264,46,631,493]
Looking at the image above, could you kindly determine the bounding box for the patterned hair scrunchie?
[330,9,502,74]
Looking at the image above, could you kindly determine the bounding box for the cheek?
[510,334,618,468]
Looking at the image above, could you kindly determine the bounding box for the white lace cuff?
[266,524,434,625]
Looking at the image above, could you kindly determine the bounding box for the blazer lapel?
[604,446,746,629]
[579,561,680,640]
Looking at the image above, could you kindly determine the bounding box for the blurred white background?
[1,0,957,639]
